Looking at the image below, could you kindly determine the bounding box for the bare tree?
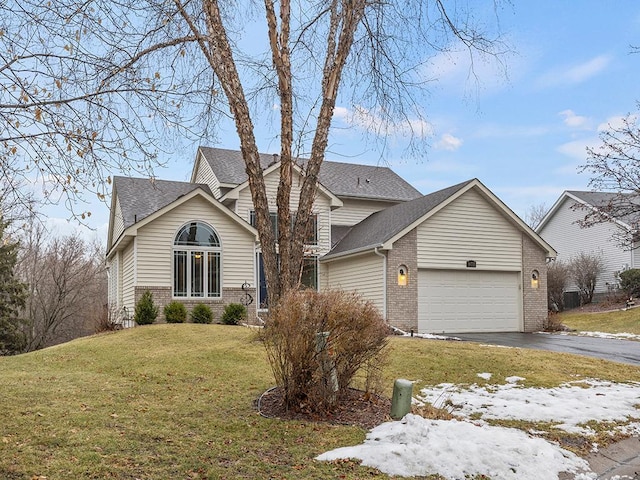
[525,202,548,230]
[4,0,509,305]
[16,224,107,350]
[569,252,604,306]
[578,103,640,249]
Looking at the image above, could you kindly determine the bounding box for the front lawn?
[558,307,640,335]
[1,325,639,479]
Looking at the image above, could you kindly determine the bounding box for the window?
[250,210,317,245]
[173,222,221,298]
[249,211,278,239]
[256,253,318,309]
[300,256,318,290]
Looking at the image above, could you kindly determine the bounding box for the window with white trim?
[249,210,317,245]
[173,222,221,298]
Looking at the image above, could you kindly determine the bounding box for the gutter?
[374,247,387,320]
[321,243,384,262]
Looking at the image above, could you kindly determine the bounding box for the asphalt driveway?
[452,332,640,366]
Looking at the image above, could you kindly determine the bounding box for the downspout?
[374,247,387,320]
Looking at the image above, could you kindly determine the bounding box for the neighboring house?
[107,147,556,333]
[536,190,638,295]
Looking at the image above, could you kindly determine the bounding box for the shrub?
[221,303,247,325]
[134,290,158,325]
[543,311,568,332]
[190,304,213,324]
[262,289,389,414]
[164,301,187,323]
[547,260,570,312]
[569,252,604,305]
[619,268,640,298]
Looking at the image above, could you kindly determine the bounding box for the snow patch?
[317,414,594,479]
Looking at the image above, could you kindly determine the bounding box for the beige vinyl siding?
[122,241,135,312]
[112,196,125,244]
[538,197,631,293]
[417,189,522,270]
[325,253,384,314]
[193,154,221,198]
[135,195,255,291]
[332,198,398,226]
[319,262,329,290]
[235,168,332,255]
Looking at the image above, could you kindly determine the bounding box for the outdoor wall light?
[531,270,539,289]
[398,265,408,286]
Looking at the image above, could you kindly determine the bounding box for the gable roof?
[108,176,258,257]
[219,160,343,208]
[324,180,473,260]
[536,190,640,232]
[324,178,556,261]
[197,146,422,202]
[114,176,213,230]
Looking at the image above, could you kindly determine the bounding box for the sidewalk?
[560,437,640,479]
[586,436,640,479]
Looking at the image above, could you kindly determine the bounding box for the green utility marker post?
[390,379,413,420]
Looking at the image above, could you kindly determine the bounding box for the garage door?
[418,270,521,333]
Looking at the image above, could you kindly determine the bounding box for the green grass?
[559,308,640,335]
[1,325,639,479]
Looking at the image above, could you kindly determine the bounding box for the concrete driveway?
[451,332,640,366]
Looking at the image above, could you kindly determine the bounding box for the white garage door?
[418,270,521,333]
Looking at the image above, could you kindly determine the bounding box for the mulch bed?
[257,387,392,430]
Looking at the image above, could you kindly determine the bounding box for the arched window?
[173,222,221,298]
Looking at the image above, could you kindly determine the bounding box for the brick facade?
[521,233,549,332]
[386,229,418,332]
[134,286,258,324]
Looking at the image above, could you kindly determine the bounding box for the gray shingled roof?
[324,180,474,259]
[198,146,422,202]
[567,190,640,226]
[114,176,213,229]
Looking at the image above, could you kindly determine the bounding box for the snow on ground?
[571,331,640,341]
[417,378,640,436]
[317,376,640,479]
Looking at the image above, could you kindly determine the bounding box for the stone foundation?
[134,286,258,324]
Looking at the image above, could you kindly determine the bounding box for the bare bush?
[547,260,571,312]
[262,289,389,414]
[543,311,568,332]
[570,252,604,305]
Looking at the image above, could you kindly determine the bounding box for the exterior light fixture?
[531,270,539,289]
[398,265,408,286]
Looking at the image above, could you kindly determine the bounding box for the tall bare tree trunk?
[178,0,282,304]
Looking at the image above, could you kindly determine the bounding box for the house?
[106,147,556,333]
[536,190,638,295]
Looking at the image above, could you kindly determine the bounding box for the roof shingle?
[198,146,421,202]
[324,180,473,259]
[114,176,212,229]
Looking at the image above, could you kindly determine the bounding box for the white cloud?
[435,133,463,151]
[421,40,516,95]
[556,138,595,161]
[597,113,638,132]
[558,109,591,129]
[333,105,434,139]
[536,55,611,88]
[333,106,349,121]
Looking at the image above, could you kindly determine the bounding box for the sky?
[43,1,640,244]
[317,372,640,479]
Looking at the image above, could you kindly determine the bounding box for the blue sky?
[46,1,640,243]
